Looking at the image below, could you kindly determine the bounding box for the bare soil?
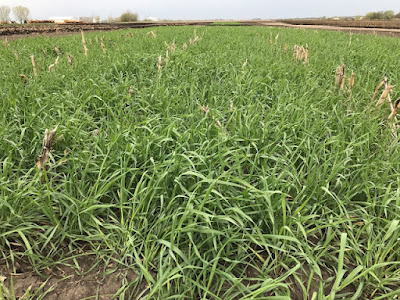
[0,21,213,40]
[0,255,144,299]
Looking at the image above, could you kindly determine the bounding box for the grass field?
[1,25,400,299]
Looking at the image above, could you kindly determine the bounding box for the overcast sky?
[1,0,399,20]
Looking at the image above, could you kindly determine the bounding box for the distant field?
[1,26,400,299]
[281,18,400,29]
[211,21,243,26]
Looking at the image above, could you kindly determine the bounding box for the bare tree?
[0,6,11,22]
[12,6,30,23]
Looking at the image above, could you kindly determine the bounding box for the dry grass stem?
[81,31,88,56]
[191,29,200,45]
[30,55,38,77]
[200,105,209,114]
[54,45,60,54]
[388,98,400,120]
[113,42,119,51]
[242,59,248,69]
[294,45,309,64]
[101,37,106,54]
[340,71,346,91]
[36,62,45,71]
[158,55,162,72]
[199,104,224,130]
[304,44,309,64]
[215,119,223,128]
[37,126,58,170]
[128,85,134,97]
[164,41,170,49]
[349,71,355,91]
[275,33,279,44]
[335,66,341,89]
[211,115,223,128]
[48,56,59,72]
[147,31,157,38]
[372,77,388,102]
[67,53,74,65]
[81,30,86,44]
[335,65,346,90]
[19,74,29,84]
[377,85,395,106]
[391,124,398,137]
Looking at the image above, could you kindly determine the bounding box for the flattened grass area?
[1,26,400,299]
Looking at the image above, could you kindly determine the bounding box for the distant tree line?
[365,10,400,20]
[0,6,139,24]
[108,11,138,23]
[0,5,30,23]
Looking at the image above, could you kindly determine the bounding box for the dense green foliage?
[118,11,139,22]
[1,26,400,299]
[365,10,395,20]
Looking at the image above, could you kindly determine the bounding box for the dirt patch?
[0,255,142,299]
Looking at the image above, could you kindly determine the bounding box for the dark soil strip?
[0,22,213,40]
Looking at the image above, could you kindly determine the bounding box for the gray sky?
[1,0,399,20]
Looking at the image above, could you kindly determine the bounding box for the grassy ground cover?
[0,26,400,299]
